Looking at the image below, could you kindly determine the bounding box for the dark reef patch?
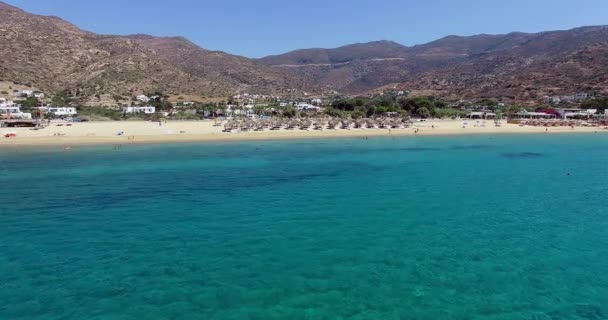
[451,145,494,150]
[501,152,544,159]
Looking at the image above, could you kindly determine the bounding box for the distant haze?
[4,0,608,58]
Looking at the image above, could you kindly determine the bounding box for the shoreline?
[1,120,606,147]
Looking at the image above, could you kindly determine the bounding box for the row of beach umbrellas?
[222,117,414,132]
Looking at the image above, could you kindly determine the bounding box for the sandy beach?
[0,119,606,147]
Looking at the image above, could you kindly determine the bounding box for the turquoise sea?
[1,134,608,320]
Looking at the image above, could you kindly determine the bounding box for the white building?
[469,111,497,119]
[0,106,32,119]
[555,108,596,119]
[225,104,255,117]
[136,95,150,103]
[14,90,33,97]
[296,103,321,112]
[513,111,555,119]
[122,106,155,114]
[311,98,322,105]
[34,93,45,99]
[544,96,561,104]
[47,107,78,117]
[0,99,13,108]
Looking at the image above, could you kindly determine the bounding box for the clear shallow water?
[1,134,608,320]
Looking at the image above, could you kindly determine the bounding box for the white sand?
[1,119,606,147]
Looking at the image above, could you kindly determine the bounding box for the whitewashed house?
[547,96,561,104]
[47,107,77,117]
[0,105,32,119]
[228,105,254,117]
[0,98,12,108]
[296,103,321,112]
[14,90,33,97]
[122,106,156,114]
[555,108,596,119]
[34,93,45,99]
[136,95,150,103]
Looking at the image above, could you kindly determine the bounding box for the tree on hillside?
[367,95,396,108]
[434,100,447,109]
[433,108,459,119]
[506,105,524,117]
[51,90,72,106]
[332,98,356,111]
[478,98,498,107]
[354,98,365,107]
[581,97,608,112]
[351,110,364,119]
[282,107,296,118]
[416,107,431,118]
[398,97,435,114]
[19,96,40,110]
[157,101,173,111]
[325,108,346,118]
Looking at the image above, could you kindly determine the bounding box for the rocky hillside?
[259,41,409,65]
[1,1,607,105]
[0,2,309,105]
[260,27,608,101]
[0,2,204,104]
[396,27,608,103]
[122,35,316,97]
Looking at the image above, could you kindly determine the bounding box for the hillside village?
[2,84,607,127]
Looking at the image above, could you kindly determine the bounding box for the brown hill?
[1,1,608,105]
[0,2,310,105]
[0,2,213,104]
[121,34,317,96]
[259,41,408,65]
[396,27,608,102]
[260,27,608,101]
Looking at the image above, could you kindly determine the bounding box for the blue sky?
[4,0,608,57]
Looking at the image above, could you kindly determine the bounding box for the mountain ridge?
[260,25,608,101]
[1,1,607,105]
